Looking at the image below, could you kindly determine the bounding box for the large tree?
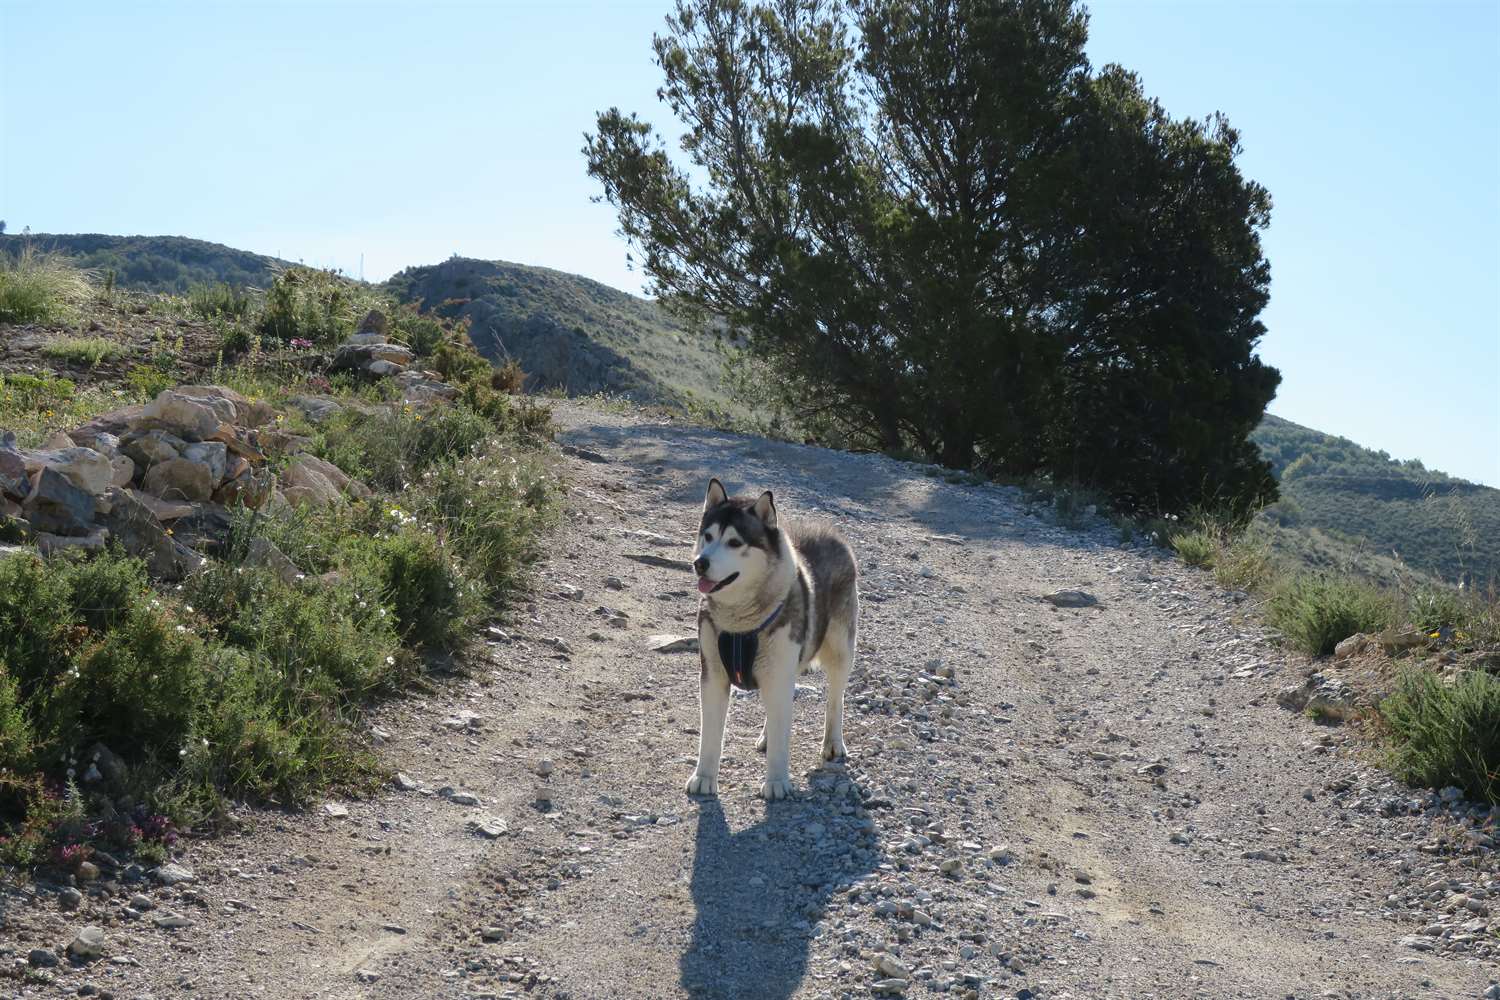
[587,0,1280,514]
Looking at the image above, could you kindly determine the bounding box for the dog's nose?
[693,556,710,577]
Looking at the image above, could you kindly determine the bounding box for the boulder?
[120,429,186,469]
[331,342,413,375]
[97,488,200,581]
[22,467,95,536]
[398,372,459,406]
[1334,633,1371,660]
[67,405,144,443]
[345,332,389,346]
[141,458,215,503]
[356,309,388,336]
[137,390,224,441]
[213,468,275,509]
[0,440,28,500]
[1,496,23,521]
[42,430,75,450]
[35,527,109,555]
[24,446,113,495]
[181,442,228,485]
[169,504,233,555]
[366,358,405,378]
[281,459,345,507]
[245,537,305,585]
[125,489,195,522]
[207,424,267,463]
[286,396,343,426]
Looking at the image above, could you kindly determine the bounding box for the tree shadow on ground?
[679,793,875,1000]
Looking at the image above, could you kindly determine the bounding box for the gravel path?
[3,400,1495,1000]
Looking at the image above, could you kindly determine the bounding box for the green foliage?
[0,245,93,323]
[1266,575,1397,656]
[1251,413,1499,585]
[40,336,123,367]
[0,666,34,775]
[1172,530,1217,568]
[1408,587,1470,633]
[353,529,484,651]
[0,373,120,448]
[1212,535,1275,592]
[586,0,1279,514]
[189,281,253,320]
[257,267,377,347]
[1381,669,1500,805]
[388,304,450,357]
[316,404,492,492]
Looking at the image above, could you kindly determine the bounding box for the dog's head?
[692,478,780,599]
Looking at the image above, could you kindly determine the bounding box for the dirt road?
[4,401,1494,1000]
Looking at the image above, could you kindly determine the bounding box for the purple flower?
[290,338,314,349]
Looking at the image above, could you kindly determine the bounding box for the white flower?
[176,625,187,633]
[185,605,194,613]
[385,656,395,666]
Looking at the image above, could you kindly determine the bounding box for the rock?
[469,815,509,839]
[1241,849,1284,862]
[35,527,109,555]
[128,893,154,911]
[22,467,95,535]
[59,886,83,908]
[151,911,195,929]
[480,926,506,942]
[393,772,419,792]
[171,385,269,426]
[0,440,29,499]
[1398,934,1434,951]
[97,488,200,580]
[27,947,59,968]
[448,791,481,806]
[24,446,113,495]
[876,955,910,978]
[120,428,186,469]
[138,390,223,441]
[76,861,100,882]
[181,442,228,484]
[988,845,1015,864]
[214,467,276,509]
[322,802,350,819]
[152,863,195,886]
[1377,628,1432,652]
[1043,589,1098,608]
[108,451,134,487]
[355,969,382,983]
[366,359,405,378]
[68,926,106,960]
[648,634,699,654]
[604,576,625,590]
[281,460,344,508]
[398,372,460,406]
[356,309,388,336]
[1277,672,1357,721]
[1334,633,1371,659]
[872,978,909,994]
[245,537,304,585]
[332,342,414,375]
[287,455,368,499]
[208,423,268,463]
[535,759,555,777]
[141,457,214,503]
[286,395,344,425]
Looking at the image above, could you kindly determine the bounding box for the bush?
[492,359,526,393]
[354,528,484,651]
[1382,668,1500,805]
[0,246,93,324]
[1266,575,1397,656]
[41,336,123,367]
[188,281,253,320]
[389,306,449,357]
[317,404,492,491]
[1171,530,1216,568]
[1408,587,1471,633]
[1213,536,1274,592]
[256,267,373,347]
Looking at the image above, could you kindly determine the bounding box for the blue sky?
[2,0,1497,484]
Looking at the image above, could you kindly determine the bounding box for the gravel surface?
[1,400,1495,1000]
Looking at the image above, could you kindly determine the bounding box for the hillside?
[0,233,286,293]
[1251,414,1499,586]
[383,257,737,412]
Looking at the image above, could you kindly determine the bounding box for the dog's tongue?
[696,577,717,595]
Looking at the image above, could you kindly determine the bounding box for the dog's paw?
[821,738,847,762]
[685,772,719,796]
[759,778,793,800]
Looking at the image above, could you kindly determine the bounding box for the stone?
[286,396,344,425]
[1334,633,1371,659]
[332,342,413,375]
[448,791,481,806]
[128,893,154,911]
[97,488,199,581]
[322,801,350,819]
[151,911,195,929]
[1042,589,1098,608]
[245,537,304,585]
[281,460,343,508]
[76,861,100,882]
[214,467,276,509]
[35,527,109,555]
[68,926,106,960]
[24,446,113,495]
[393,772,419,792]
[876,955,910,978]
[469,815,509,839]
[171,385,259,426]
[1277,672,1357,721]
[366,359,405,378]
[0,440,29,499]
[648,634,699,654]
[480,926,506,942]
[152,863,195,886]
[23,467,95,535]
[59,886,83,907]
[356,309,389,335]
[355,969,382,983]
[535,758,555,777]
[181,442,228,484]
[872,979,909,994]
[346,331,389,346]
[125,489,194,522]
[120,429,185,469]
[141,457,214,503]
[208,423,267,463]
[138,390,223,441]
[108,452,134,487]
[27,947,59,968]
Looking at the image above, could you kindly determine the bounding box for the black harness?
[716,601,785,690]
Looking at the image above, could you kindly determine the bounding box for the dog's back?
[789,523,858,659]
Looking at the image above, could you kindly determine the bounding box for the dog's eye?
[726,539,744,549]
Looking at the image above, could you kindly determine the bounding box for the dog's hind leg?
[686,655,730,796]
[818,623,854,762]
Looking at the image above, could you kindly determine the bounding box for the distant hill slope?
[383,257,735,411]
[1250,414,1498,586]
[0,233,286,293]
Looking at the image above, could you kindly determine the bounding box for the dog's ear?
[752,490,777,530]
[703,478,728,512]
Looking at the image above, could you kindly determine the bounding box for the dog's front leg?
[686,653,730,796]
[759,655,795,800]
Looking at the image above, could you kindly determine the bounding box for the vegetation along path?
[3,400,1494,1000]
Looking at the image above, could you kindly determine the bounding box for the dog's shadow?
[679,792,874,1000]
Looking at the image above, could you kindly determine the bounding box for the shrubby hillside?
[1251,414,1499,585]
[0,234,285,293]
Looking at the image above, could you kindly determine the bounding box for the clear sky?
[2,0,1497,484]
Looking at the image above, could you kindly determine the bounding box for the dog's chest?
[717,629,762,690]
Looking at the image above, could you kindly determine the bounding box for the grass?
[0,246,94,324]
[40,336,124,368]
[1171,530,1216,568]
[0,373,124,448]
[188,281,254,320]
[1381,668,1500,805]
[1265,575,1397,656]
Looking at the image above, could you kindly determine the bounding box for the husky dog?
[686,478,859,800]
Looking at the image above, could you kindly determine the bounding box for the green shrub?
[0,246,92,323]
[1171,530,1216,568]
[1213,536,1274,592]
[125,364,177,401]
[41,336,123,367]
[256,267,374,347]
[390,306,449,357]
[219,324,254,356]
[1266,575,1397,656]
[188,281,253,320]
[432,340,491,385]
[1408,587,1471,633]
[317,404,491,491]
[355,528,484,650]
[0,666,34,775]
[1382,668,1500,805]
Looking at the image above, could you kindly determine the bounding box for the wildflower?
[385,656,395,666]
